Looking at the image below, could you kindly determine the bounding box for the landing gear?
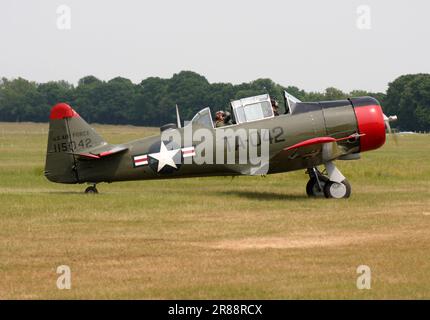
[306,168,328,197]
[306,162,351,199]
[324,179,351,199]
[85,185,98,194]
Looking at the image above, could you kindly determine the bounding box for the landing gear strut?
[306,161,351,199]
[85,184,98,194]
[306,167,328,197]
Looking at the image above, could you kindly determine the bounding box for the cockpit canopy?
[230,94,274,124]
[184,91,302,129]
[284,90,301,114]
[188,107,214,128]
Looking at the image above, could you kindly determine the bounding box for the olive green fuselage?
[55,101,359,184]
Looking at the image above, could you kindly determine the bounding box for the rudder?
[44,103,107,183]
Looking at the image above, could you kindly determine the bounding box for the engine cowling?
[350,97,386,152]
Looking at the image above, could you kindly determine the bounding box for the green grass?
[0,122,429,299]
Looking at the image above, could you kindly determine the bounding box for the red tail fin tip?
[50,103,79,120]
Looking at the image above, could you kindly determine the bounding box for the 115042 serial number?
[51,138,93,153]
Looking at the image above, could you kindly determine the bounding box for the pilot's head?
[215,111,225,120]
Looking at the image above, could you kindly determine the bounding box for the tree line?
[0,71,429,130]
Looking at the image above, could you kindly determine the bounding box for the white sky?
[0,0,429,92]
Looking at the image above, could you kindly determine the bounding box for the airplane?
[44,91,397,199]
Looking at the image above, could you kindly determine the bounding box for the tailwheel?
[323,179,351,199]
[85,185,98,194]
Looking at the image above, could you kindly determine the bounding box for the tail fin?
[44,103,107,183]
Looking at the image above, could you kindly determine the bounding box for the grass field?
[0,122,429,299]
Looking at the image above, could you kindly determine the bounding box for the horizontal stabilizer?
[72,145,128,160]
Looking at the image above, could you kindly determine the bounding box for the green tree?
[73,76,104,123]
[1,72,429,130]
[134,77,169,126]
[384,74,430,131]
[165,71,210,121]
[324,87,346,100]
[284,86,307,101]
[0,78,44,122]
[37,81,74,120]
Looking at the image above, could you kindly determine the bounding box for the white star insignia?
[149,141,180,172]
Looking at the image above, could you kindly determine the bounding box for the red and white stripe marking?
[181,146,195,158]
[133,154,148,166]
[133,146,194,168]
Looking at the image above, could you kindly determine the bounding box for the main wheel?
[323,180,351,199]
[85,186,98,194]
[306,176,328,197]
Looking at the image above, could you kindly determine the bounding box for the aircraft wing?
[283,134,363,151]
[280,134,363,161]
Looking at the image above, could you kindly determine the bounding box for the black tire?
[323,179,351,199]
[306,176,328,197]
[85,186,98,194]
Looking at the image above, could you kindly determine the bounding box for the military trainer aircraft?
[44,92,397,198]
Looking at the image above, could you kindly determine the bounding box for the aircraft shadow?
[219,190,308,201]
[47,191,89,195]
[46,190,308,200]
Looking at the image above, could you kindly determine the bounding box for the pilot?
[271,98,280,116]
[215,110,226,127]
[223,111,232,125]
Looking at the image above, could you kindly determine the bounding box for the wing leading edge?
[284,133,364,152]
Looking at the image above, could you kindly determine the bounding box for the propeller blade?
[383,114,398,145]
